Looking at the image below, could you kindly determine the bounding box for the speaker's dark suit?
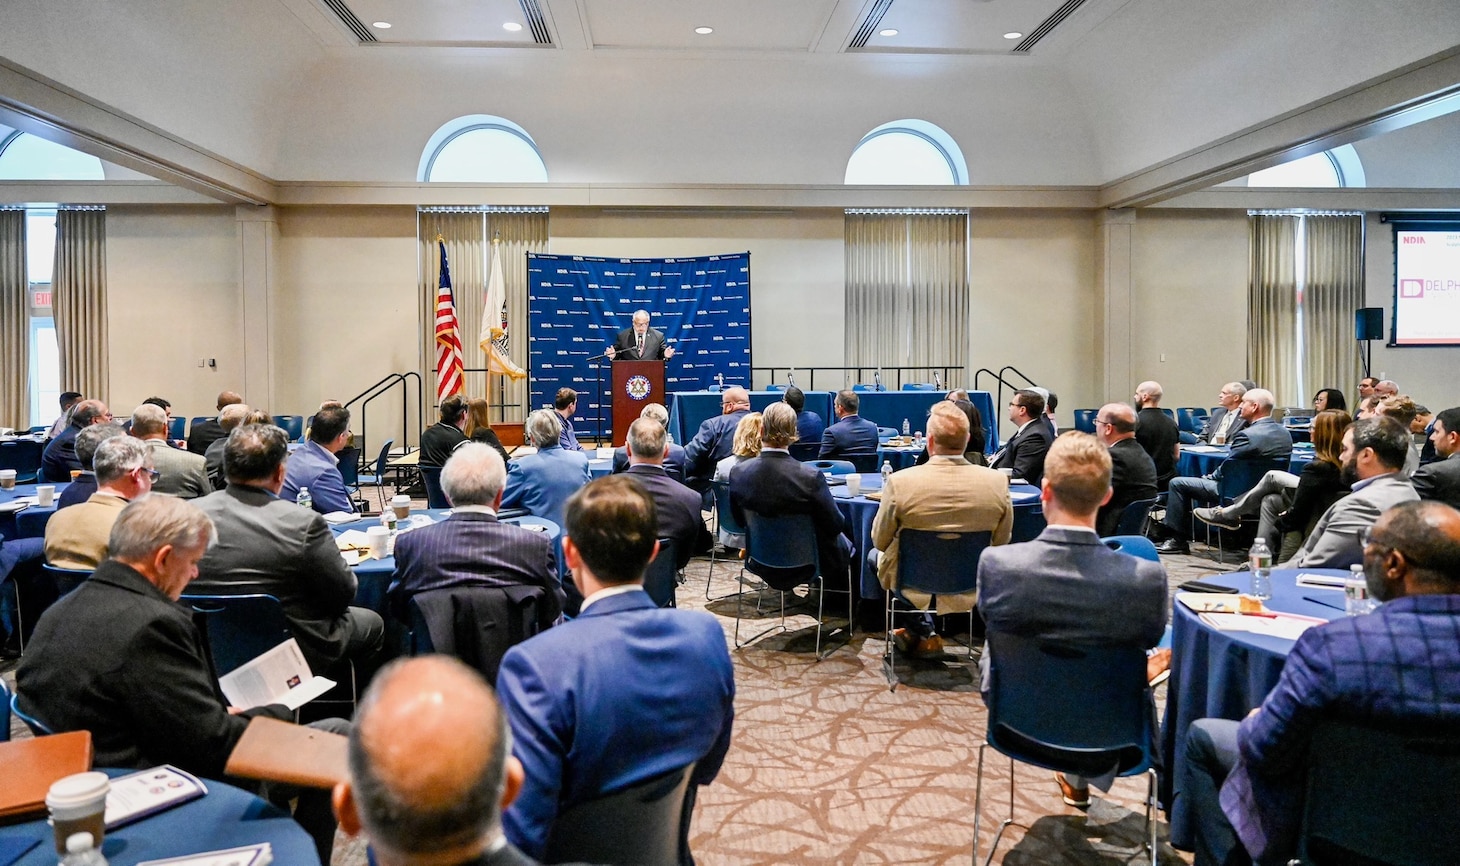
[611,326,668,360]
[1412,452,1460,510]
[819,414,880,460]
[727,450,853,582]
[990,420,1053,486]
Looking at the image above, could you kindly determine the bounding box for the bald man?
[187,390,244,455]
[1095,402,1158,537]
[335,656,557,866]
[682,386,751,489]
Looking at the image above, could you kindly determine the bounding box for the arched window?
[0,132,105,181]
[419,115,548,183]
[1246,145,1365,188]
[845,120,967,185]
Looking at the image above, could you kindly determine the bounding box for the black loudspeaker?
[1355,307,1383,341]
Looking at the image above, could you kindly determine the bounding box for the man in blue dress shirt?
[281,404,357,515]
[501,410,591,528]
[819,390,879,460]
[553,388,583,451]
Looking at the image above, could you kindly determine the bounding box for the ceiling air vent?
[519,0,554,45]
[848,0,896,49]
[1012,0,1090,53]
[321,0,376,42]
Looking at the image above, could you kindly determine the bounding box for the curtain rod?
[844,208,968,215]
[1247,209,1363,217]
[418,206,548,214]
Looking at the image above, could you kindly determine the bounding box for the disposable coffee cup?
[845,473,861,496]
[391,495,411,521]
[36,484,55,506]
[0,469,14,489]
[46,771,110,855]
[366,525,390,559]
[69,470,82,481]
[999,467,1015,480]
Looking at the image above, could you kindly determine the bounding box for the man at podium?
[606,309,675,361]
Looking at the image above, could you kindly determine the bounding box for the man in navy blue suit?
[682,386,751,489]
[622,417,709,569]
[389,443,562,628]
[497,475,735,860]
[784,386,824,445]
[40,399,112,483]
[819,390,879,460]
[610,402,686,480]
[501,410,592,528]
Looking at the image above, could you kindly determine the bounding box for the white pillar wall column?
[1097,209,1137,402]
[236,205,278,411]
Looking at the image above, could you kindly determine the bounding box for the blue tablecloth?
[0,768,319,865]
[833,480,1042,598]
[666,391,835,446]
[1159,567,1347,848]
[588,456,613,478]
[0,483,66,541]
[1175,445,1314,479]
[331,510,561,615]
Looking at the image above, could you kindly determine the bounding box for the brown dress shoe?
[1054,772,1090,808]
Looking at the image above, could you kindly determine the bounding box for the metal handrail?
[344,372,422,467]
[974,367,1043,441]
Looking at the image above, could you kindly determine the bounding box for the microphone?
[788,370,797,388]
[585,352,610,362]
[934,371,942,390]
[716,372,725,390]
[874,369,883,390]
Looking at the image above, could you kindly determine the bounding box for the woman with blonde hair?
[712,412,763,549]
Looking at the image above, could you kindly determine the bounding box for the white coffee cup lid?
[46,772,110,807]
[366,525,389,536]
[391,494,410,504]
[0,469,15,476]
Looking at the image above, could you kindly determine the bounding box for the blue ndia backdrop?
[527,252,752,439]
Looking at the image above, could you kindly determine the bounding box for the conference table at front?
[0,482,66,541]
[1159,567,1349,851]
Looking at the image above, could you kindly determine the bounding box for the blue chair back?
[1072,410,1097,434]
[167,417,186,440]
[0,678,10,741]
[1176,407,1208,434]
[985,632,1153,777]
[370,439,395,477]
[1114,497,1158,536]
[0,440,44,483]
[876,427,898,440]
[853,384,886,392]
[11,691,53,736]
[272,415,304,442]
[744,511,819,587]
[1158,408,1175,420]
[808,459,855,476]
[764,384,788,392]
[420,466,450,509]
[901,383,937,391]
[711,480,745,540]
[895,529,990,596]
[189,416,215,437]
[787,442,820,462]
[42,564,91,597]
[336,446,360,487]
[1217,457,1289,502]
[845,453,881,474]
[1103,535,1160,562]
[180,593,293,678]
[642,538,679,608]
[542,763,696,866]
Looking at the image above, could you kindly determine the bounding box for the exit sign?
[32,290,51,307]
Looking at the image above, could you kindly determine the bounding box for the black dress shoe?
[1154,538,1190,555]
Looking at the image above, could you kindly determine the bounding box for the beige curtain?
[0,210,26,428]
[52,209,107,402]
[1247,214,1299,406]
[486,210,549,424]
[845,212,967,383]
[1302,215,1364,402]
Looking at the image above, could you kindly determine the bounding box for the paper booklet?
[218,638,336,711]
[1197,611,1327,641]
[137,843,272,866]
[1295,572,1349,590]
[104,765,208,829]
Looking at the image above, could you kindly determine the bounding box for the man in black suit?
[55,423,125,509]
[622,417,709,569]
[1095,403,1158,537]
[729,403,853,586]
[819,390,880,461]
[39,398,112,482]
[17,495,345,863]
[683,386,751,488]
[609,402,686,480]
[605,308,674,361]
[185,390,243,455]
[1201,382,1248,444]
[389,443,562,628]
[1133,380,1181,490]
[990,389,1052,485]
[1412,407,1460,510]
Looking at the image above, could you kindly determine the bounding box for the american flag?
[434,238,466,403]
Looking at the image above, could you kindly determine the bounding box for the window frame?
[845,119,969,186]
[418,115,548,183]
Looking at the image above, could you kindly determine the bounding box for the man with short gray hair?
[624,416,710,569]
[204,403,253,490]
[605,308,674,361]
[56,423,127,509]
[610,402,687,479]
[44,436,155,570]
[1374,379,1399,399]
[41,398,113,482]
[1202,382,1248,445]
[683,386,752,489]
[389,443,562,630]
[131,403,212,499]
[501,410,591,528]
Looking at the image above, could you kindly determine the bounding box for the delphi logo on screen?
[1400,279,1424,299]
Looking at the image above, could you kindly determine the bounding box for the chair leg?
[1146,768,1158,866]
[970,747,1024,866]
[733,567,788,650]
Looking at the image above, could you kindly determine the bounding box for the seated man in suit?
[334,656,543,866]
[501,410,592,528]
[186,390,243,455]
[389,443,562,629]
[40,399,112,482]
[43,391,83,441]
[1413,407,1460,509]
[1181,501,1460,866]
[604,308,675,361]
[730,403,855,589]
[130,403,212,499]
[622,417,710,569]
[1134,380,1181,489]
[610,402,687,480]
[1095,402,1159,536]
[1283,416,1418,569]
[1202,382,1248,445]
[193,423,383,675]
[990,388,1052,486]
[281,404,357,515]
[497,475,734,859]
[1157,388,1292,555]
[553,387,584,452]
[56,423,126,509]
[18,495,346,864]
[421,395,470,468]
[785,386,825,445]
[872,401,1012,657]
[978,432,1168,809]
[819,389,879,461]
[1375,394,1422,476]
[203,403,253,491]
[45,436,155,570]
[682,386,751,488]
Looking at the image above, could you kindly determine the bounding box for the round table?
[0,769,320,865]
[588,456,614,478]
[331,510,561,615]
[1176,445,1314,478]
[1159,567,1348,849]
[0,482,67,541]
[876,444,923,471]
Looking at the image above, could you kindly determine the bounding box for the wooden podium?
[610,360,665,447]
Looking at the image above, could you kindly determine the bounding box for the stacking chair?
[1072,410,1097,434]
[10,691,53,736]
[1114,496,1158,537]
[1192,457,1290,559]
[807,459,856,476]
[272,415,305,442]
[974,632,1158,866]
[403,585,546,686]
[1102,535,1160,563]
[787,442,820,462]
[706,481,746,598]
[642,538,679,608]
[1175,407,1208,435]
[355,439,396,511]
[180,593,294,677]
[41,564,91,598]
[0,677,10,741]
[876,426,898,440]
[419,466,450,509]
[166,416,186,441]
[845,453,881,473]
[336,445,360,488]
[734,510,848,660]
[541,762,697,866]
[1296,721,1460,866]
[0,439,44,484]
[189,416,215,438]
[883,529,991,690]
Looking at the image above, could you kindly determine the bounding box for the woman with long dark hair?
[1312,388,1347,413]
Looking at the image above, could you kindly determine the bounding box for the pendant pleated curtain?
[52,209,108,403]
[487,211,549,424]
[0,210,27,428]
[1247,215,1299,406]
[844,212,967,384]
[1301,215,1364,402]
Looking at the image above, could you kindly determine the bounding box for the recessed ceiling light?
[1003,31,1023,40]
[879,28,898,37]
[503,22,523,32]
[371,21,391,29]
[694,26,713,35]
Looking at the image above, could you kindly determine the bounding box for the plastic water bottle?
[61,832,108,865]
[1248,538,1272,601]
[381,508,397,533]
[1345,564,1371,615]
[296,486,312,511]
[901,418,910,436]
[880,460,893,486]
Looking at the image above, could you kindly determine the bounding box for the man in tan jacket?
[872,401,1013,657]
[44,436,155,570]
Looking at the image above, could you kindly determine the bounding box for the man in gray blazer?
[131,403,212,499]
[978,432,1168,809]
[193,423,384,675]
[1412,407,1460,509]
[1284,416,1419,569]
[1200,382,1248,444]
